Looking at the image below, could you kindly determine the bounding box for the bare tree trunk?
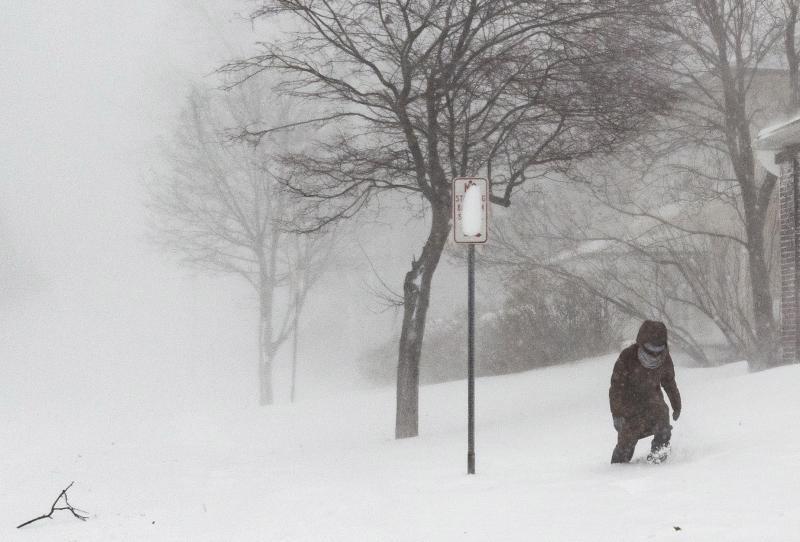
[395,204,450,439]
[290,287,301,403]
[258,248,276,405]
[258,352,274,405]
[786,1,800,109]
[257,231,281,406]
[719,54,778,369]
[746,217,778,370]
[259,310,274,406]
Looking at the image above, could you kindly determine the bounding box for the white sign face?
[453,177,488,244]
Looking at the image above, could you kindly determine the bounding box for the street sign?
[452,177,488,475]
[453,177,488,244]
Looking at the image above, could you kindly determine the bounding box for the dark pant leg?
[611,404,673,463]
[611,418,648,463]
[611,435,635,463]
[648,403,672,452]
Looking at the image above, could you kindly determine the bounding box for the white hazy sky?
[0,1,472,421]
[0,1,372,413]
[0,1,250,413]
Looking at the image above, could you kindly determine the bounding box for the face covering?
[638,342,666,369]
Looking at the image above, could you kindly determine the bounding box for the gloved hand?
[672,408,681,421]
[613,416,626,431]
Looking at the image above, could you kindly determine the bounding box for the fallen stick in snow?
[17,482,89,529]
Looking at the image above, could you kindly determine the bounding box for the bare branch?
[17,482,88,529]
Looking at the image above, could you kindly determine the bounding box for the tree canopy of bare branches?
[486,0,798,370]
[221,0,675,436]
[147,84,331,404]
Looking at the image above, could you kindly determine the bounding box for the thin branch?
[17,482,89,529]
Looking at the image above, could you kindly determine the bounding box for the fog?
[0,1,468,419]
[3,2,799,540]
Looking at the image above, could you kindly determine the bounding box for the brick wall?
[779,150,800,365]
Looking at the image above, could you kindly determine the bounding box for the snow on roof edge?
[756,113,800,149]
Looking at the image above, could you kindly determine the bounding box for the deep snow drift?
[3,355,798,541]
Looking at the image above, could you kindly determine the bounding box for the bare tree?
[487,147,780,366]
[220,0,673,437]
[147,85,330,405]
[784,0,800,107]
[641,0,787,369]
[487,15,797,368]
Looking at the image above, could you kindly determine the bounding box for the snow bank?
[2,356,797,541]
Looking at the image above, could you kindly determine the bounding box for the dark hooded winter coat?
[609,321,681,419]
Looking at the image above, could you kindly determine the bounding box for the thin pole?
[467,243,476,475]
[794,156,800,362]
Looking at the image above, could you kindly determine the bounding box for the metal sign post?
[453,178,488,475]
[467,243,476,474]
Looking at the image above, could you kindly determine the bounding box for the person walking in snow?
[609,320,681,464]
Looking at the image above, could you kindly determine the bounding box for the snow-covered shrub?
[357,274,623,385]
[481,274,624,374]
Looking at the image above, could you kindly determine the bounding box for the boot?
[646,442,670,464]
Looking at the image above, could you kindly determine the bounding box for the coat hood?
[636,320,668,348]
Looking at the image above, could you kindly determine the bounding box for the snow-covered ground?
[2,355,798,541]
